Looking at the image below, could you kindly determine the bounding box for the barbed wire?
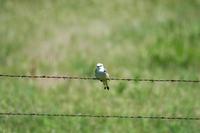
[0,75,199,121]
[0,74,200,83]
[0,112,199,121]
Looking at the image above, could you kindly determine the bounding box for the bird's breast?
[95,71,106,79]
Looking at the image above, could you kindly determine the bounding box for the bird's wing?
[106,72,110,79]
[95,68,98,77]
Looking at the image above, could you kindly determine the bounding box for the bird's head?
[96,63,104,68]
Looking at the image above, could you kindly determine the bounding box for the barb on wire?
[0,112,199,121]
[0,74,200,83]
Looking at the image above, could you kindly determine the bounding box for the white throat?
[97,66,104,71]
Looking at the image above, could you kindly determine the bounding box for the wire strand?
[0,112,199,121]
[0,74,200,83]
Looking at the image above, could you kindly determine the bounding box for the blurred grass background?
[0,0,200,132]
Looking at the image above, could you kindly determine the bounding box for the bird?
[95,63,110,90]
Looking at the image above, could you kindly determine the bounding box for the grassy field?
[0,0,200,132]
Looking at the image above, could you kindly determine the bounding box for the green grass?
[0,0,200,132]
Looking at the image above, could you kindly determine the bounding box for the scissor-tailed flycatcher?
[95,63,110,90]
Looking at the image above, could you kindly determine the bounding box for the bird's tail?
[103,80,109,90]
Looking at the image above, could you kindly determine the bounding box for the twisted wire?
[0,74,199,83]
[0,112,199,120]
